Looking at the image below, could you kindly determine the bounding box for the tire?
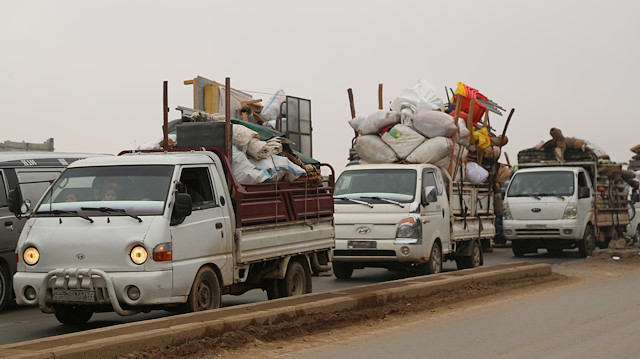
[0,265,11,312]
[579,225,596,257]
[278,260,310,297]
[264,279,280,300]
[457,241,482,270]
[420,242,442,275]
[53,305,93,325]
[332,261,354,280]
[512,240,527,257]
[633,226,640,244]
[184,267,221,312]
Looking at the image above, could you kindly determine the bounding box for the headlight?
[396,215,421,240]
[23,247,40,265]
[502,203,512,220]
[563,202,578,219]
[130,245,148,265]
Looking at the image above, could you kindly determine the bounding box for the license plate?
[52,289,96,303]
[526,224,547,229]
[348,240,376,249]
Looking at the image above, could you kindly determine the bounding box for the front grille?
[333,250,396,257]
[515,228,560,236]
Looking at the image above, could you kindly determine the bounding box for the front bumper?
[332,237,428,263]
[503,219,584,241]
[13,268,176,316]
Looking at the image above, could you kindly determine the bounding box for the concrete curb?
[0,262,551,359]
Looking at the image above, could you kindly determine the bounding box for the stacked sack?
[349,80,509,187]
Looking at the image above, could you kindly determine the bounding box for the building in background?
[0,138,54,152]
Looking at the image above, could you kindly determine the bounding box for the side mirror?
[171,193,192,225]
[421,186,437,206]
[8,187,29,217]
[578,187,590,199]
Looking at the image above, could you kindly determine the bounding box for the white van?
[0,152,107,311]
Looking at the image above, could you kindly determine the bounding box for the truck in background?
[0,152,107,312]
[503,147,632,257]
[332,162,495,278]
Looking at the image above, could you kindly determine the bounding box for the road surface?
[0,247,581,345]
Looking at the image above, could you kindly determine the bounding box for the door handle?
[215,222,223,229]
[5,221,14,231]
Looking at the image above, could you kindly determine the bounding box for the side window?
[422,169,442,195]
[0,171,7,207]
[578,172,587,187]
[179,167,216,210]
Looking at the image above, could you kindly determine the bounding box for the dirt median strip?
[0,262,552,359]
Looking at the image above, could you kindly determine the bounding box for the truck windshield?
[334,169,416,202]
[507,171,574,197]
[35,166,174,217]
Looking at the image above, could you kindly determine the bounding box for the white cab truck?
[9,148,335,324]
[331,163,495,279]
[503,149,630,257]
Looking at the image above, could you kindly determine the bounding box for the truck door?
[0,170,18,281]
[170,166,229,296]
[421,168,450,251]
[577,171,592,233]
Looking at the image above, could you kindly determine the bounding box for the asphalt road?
[298,260,640,359]
[0,246,582,345]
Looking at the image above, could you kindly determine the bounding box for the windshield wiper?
[81,207,143,223]
[37,210,94,223]
[334,196,374,208]
[361,196,405,208]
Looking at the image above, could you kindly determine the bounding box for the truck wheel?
[457,241,482,270]
[264,279,281,300]
[278,260,310,297]
[420,242,442,275]
[579,225,596,258]
[54,305,93,325]
[512,240,527,257]
[0,265,11,312]
[633,226,640,243]
[332,261,354,279]
[185,267,221,312]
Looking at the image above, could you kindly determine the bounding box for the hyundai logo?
[356,226,371,235]
[531,208,541,213]
[76,253,85,260]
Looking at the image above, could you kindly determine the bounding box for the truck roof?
[514,166,585,174]
[0,152,109,168]
[342,163,437,172]
[68,151,216,168]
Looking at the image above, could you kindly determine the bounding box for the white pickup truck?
[331,163,495,279]
[503,149,630,257]
[9,148,335,325]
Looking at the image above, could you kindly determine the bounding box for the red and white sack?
[354,135,398,163]
[406,136,454,164]
[466,162,489,184]
[410,111,457,138]
[380,124,426,160]
[349,110,400,135]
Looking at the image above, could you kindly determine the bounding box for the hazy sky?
[2,0,639,175]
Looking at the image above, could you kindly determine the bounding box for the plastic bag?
[250,155,307,182]
[354,135,398,163]
[260,89,286,123]
[456,118,470,146]
[349,110,400,135]
[406,136,453,164]
[390,80,445,124]
[411,111,457,138]
[466,162,489,184]
[231,146,271,184]
[380,124,426,160]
